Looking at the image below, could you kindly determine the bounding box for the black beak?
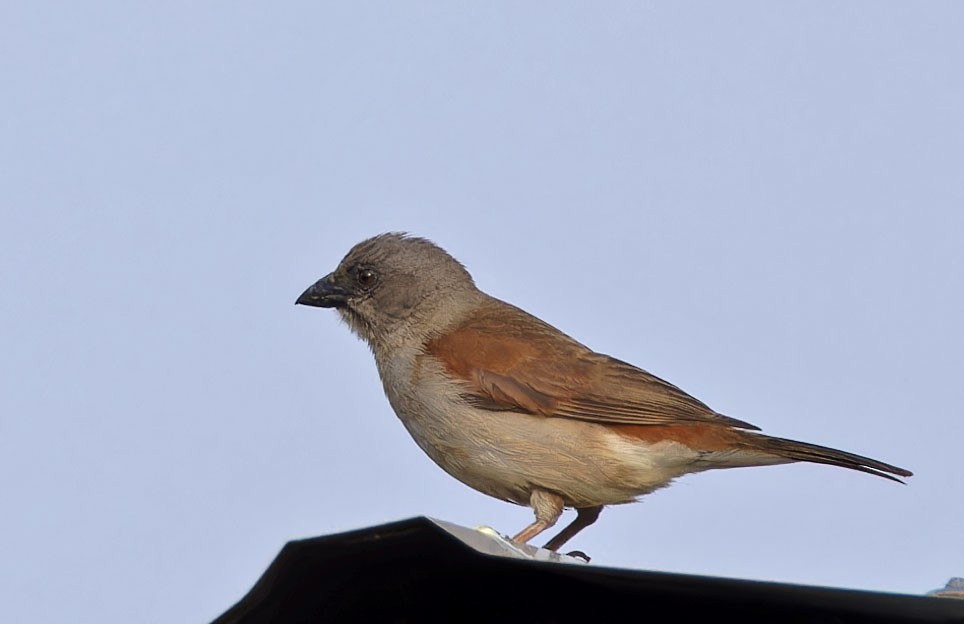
[295,274,350,308]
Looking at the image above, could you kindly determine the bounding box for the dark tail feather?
[745,434,913,483]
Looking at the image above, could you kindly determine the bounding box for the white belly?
[378,352,702,508]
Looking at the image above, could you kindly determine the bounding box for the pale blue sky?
[2,3,962,622]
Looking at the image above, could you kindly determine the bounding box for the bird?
[295,232,912,552]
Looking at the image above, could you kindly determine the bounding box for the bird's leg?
[511,489,564,545]
[542,506,603,552]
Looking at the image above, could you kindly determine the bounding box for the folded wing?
[427,298,759,430]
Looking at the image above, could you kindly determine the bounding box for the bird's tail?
[741,433,913,483]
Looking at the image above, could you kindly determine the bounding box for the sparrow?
[296,233,912,552]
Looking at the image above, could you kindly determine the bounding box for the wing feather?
[427,298,759,431]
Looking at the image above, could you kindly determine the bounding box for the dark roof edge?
[213,516,964,624]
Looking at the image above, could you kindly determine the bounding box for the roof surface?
[213,517,964,623]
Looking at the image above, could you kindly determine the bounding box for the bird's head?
[296,232,478,349]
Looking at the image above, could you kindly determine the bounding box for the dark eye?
[356,267,377,287]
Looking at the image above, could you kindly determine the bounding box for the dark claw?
[565,550,591,562]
